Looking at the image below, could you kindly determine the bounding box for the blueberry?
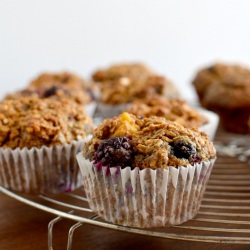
[170,140,196,159]
[43,86,69,98]
[94,137,134,168]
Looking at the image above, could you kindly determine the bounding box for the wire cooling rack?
[1,131,250,250]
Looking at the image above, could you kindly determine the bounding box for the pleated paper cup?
[0,140,86,194]
[96,102,132,118]
[84,102,97,117]
[77,154,215,228]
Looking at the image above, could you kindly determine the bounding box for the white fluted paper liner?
[0,140,87,194]
[96,102,132,118]
[77,154,215,228]
[84,102,97,117]
[198,108,219,140]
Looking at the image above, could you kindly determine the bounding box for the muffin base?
[210,107,250,134]
[77,155,215,228]
[0,140,87,194]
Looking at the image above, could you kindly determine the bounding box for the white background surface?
[1,0,250,101]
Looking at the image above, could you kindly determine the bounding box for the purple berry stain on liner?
[199,174,205,181]
[94,161,103,172]
[125,182,133,194]
[64,185,72,192]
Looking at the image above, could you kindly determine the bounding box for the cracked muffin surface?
[0,97,94,149]
[126,97,208,128]
[22,71,97,104]
[84,112,216,169]
[92,63,179,105]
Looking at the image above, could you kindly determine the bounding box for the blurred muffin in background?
[92,62,179,117]
[126,97,208,128]
[192,62,250,134]
[126,97,219,140]
[4,71,97,116]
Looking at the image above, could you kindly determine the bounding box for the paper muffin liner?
[96,102,132,118]
[198,108,219,140]
[77,154,215,228]
[84,102,97,117]
[0,140,88,194]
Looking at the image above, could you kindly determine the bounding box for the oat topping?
[92,63,179,104]
[4,85,93,105]
[84,112,216,169]
[14,71,98,104]
[0,97,94,149]
[92,63,154,83]
[127,97,208,128]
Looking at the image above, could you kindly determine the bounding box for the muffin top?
[126,97,208,128]
[0,97,94,149]
[4,85,93,106]
[84,112,216,169]
[92,63,179,104]
[28,71,97,102]
[202,77,250,109]
[192,63,250,108]
[92,63,154,83]
[30,71,86,89]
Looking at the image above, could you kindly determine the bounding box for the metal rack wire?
[1,132,250,250]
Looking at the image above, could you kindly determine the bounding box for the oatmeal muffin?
[92,63,154,83]
[30,71,88,90]
[3,85,93,106]
[192,63,250,133]
[0,97,94,193]
[92,63,179,117]
[126,97,219,139]
[4,71,97,116]
[126,97,208,128]
[77,112,216,228]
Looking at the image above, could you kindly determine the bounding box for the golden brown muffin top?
[4,85,92,106]
[92,63,179,104]
[30,71,86,89]
[28,71,97,103]
[202,78,250,109]
[92,63,154,83]
[84,112,216,169]
[0,97,94,149]
[192,63,250,108]
[127,97,208,128]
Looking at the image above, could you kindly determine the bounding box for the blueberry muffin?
[192,63,250,133]
[77,112,216,228]
[4,84,93,107]
[4,71,97,116]
[0,97,94,193]
[30,71,87,90]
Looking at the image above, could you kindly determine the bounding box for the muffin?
[0,97,94,193]
[192,63,250,133]
[92,63,179,118]
[28,71,97,116]
[126,97,219,139]
[126,97,208,128]
[4,85,92,106]
[77,112,216,228]
[92,63,154,83]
